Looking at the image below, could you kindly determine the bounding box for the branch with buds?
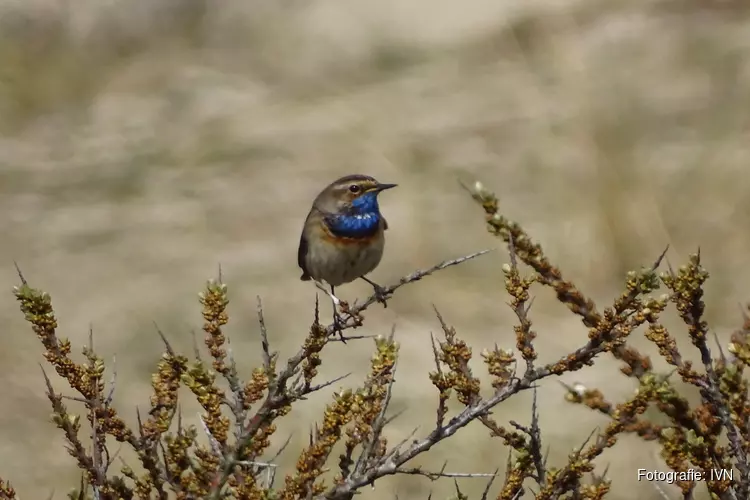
[2,180,750,500]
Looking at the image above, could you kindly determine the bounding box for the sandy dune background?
[1,0,749,498]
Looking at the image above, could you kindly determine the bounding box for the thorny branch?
[329,249,493,337]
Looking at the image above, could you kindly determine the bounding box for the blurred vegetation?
[0,0,213,132]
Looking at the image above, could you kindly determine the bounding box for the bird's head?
[316,174,397,215]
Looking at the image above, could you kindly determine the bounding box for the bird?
[297,174,397,329]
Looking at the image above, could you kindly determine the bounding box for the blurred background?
[1,0,749,498]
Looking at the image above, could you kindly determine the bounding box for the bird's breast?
[324,211,382,240]
[319,217,384,246]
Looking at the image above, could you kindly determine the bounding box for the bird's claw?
[332,311,348,343]
[372,284,389,308]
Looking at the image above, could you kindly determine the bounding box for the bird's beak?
[374,183,397,192]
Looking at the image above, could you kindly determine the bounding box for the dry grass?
[0,0,749,498]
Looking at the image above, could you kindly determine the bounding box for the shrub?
[1,180,748,500]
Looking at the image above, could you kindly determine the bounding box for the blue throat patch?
[326,192,381,238]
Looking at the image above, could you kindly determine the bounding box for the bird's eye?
[348,184,360,193]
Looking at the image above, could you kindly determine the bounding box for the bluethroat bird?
[298,174,397,332]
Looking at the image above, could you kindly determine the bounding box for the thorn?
[651,244,670,270]
[152,322,174,355]
[14,260,27,285]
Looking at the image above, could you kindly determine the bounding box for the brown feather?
[297,216,312,280]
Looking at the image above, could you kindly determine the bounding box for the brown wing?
[297,229,311,280]
[383,217,388,230]
[297,231,310,281]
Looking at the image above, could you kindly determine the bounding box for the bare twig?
[394,467,498,480]
[328,249,493,336]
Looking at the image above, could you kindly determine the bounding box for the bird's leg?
[330,285,347,343]
[315,281,347,342]
[361,276,389,308]
[313,281,347,342]
[314,280,340,305]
